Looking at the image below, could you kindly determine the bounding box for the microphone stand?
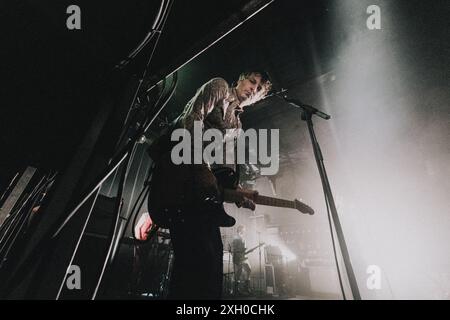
[278,95,361,300]
[227,243,232,297]
[257,231,263,298]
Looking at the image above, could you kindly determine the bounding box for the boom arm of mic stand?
[278,96,331,120]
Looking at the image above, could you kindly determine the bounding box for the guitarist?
[232,225,252,295]
[147,70,272,299]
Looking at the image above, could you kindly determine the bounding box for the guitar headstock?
[294,199,315,215]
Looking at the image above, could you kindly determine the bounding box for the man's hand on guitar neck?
[235,186,258,211]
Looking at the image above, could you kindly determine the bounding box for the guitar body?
[147,153,238,227]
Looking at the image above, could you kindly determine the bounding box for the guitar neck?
[245,243,264,255]
[254,195,296,210]
[223,189,296,210]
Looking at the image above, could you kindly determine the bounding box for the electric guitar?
[244,242,265,256]
[147,165,314,228]
[233,242,265,264]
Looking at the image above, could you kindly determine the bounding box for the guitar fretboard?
[223,189,313,214]
[255,195,296,209]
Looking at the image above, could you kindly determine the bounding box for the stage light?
[298,0,450,299]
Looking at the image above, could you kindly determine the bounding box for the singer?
[147,70,272,299]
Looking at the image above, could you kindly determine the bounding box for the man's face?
[235,73,267,107]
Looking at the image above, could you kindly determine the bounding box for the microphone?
[264,88,288,100]
[249,88,288,106]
